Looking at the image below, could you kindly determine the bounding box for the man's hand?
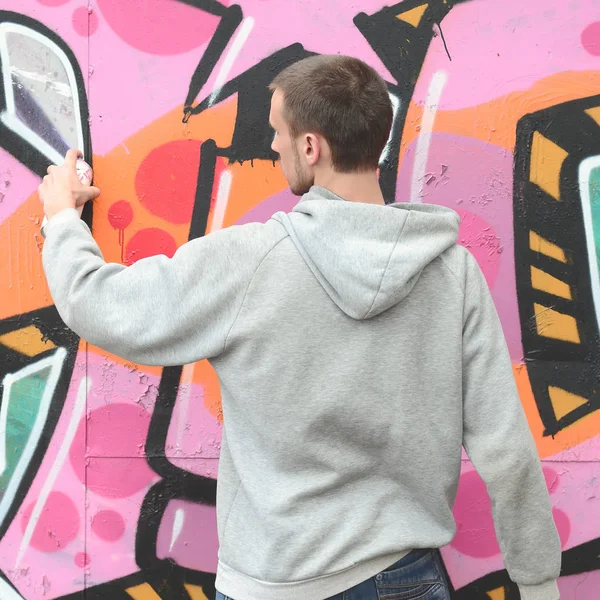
[38,149,100,220]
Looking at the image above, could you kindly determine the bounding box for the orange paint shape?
[184,584,209,600]
[585,106,600,127]
[396,4,428,27]
[210,159,288,232]
[179,361,222,423]
[0,325,56,357]
[487,587,506,600]
[0,192,53,320]
[548,386,588,421]
[515,364,600,458]
[529,231,567,263]
[530,266,571,299]
[126,583,162,600]
[529,132,568,200]
[533,303,580,344]
[195,359,222,423]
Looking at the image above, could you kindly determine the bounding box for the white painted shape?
[410,70,447,203]
[210,169,233,232]
[207,17,255,108]
[379,92,401,165]
[170,507,185,552]
[578,155,600,333]
[0,577,25,600]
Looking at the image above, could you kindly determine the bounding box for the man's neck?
[314,170,386,205]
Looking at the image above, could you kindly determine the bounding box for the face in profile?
[269,89,314,196]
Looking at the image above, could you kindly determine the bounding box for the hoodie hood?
[273,186,460,320]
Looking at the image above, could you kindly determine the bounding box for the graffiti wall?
[0,0,598,598]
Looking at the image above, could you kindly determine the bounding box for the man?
[39,55,561,600]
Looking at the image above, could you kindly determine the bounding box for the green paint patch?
[590,165,600,272]
[0,367,51,501]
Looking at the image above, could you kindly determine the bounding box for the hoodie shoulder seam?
[365,209,412,319]
[223,233,289,351]
[437,252,465,298]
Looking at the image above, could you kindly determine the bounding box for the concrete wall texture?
[0,0,599,598]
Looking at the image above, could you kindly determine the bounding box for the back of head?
[269,55,393,173]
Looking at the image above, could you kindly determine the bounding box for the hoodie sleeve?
[42,208,282,366]
[461,251,561,600]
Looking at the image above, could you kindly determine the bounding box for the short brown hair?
[269,55,393,172]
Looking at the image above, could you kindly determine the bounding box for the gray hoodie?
[42,186,561,600]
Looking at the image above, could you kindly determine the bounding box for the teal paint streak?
[0,367,51,503]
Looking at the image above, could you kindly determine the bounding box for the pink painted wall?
[0,1,599,598]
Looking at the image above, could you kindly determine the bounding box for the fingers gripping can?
[41,158,93,237]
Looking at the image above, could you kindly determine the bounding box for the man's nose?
[271,130,279,154]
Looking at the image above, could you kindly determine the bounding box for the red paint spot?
[552,508,571,548]
[75,552,91,568]
[108,200,134,263]
[21,492,79,552]
[96,0,226,55]
[108,200,134,230]
[457,211,501,289]
[135,140,202,224]
[72,6,99,36]
[92,509,126,541]
[582,22,600,56]
[124,228,177,266]
[451,470,500,558]
[70,404,155,498]
[37,0,70,5]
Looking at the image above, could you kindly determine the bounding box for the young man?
[39,56,561,600]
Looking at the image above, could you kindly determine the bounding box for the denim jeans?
[216,548,451,600]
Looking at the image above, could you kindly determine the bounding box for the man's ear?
[303,133,321,166]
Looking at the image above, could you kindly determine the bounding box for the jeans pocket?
[376,582,442,600]
[375,550,446,600]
